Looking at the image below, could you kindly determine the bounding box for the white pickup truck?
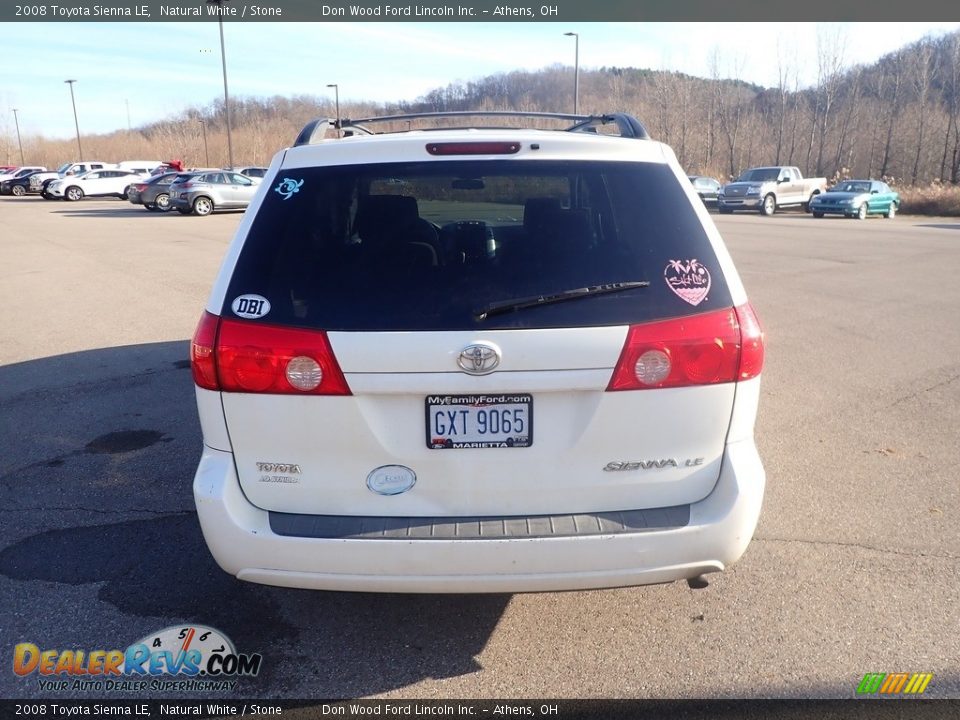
[718,166,827,216]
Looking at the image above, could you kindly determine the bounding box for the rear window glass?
[148,173,178,185]
[225,160,731,330]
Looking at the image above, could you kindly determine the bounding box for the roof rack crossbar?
[293,117,376,146]
[293,111,650,146]
[566,113,650,139]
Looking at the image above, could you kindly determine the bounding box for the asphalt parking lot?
[1,196,958,701]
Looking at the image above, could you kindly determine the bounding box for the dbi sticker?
[232,294,271,319]
[664,259,711,306]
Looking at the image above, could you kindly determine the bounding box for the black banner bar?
[2,1,960,23]
[2,700,960,720]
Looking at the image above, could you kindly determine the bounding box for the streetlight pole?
[326,83,340,137]
[564,32,579,115]
[207,0,234,168]
[64,79,83,160]
[11,108,25,165]
[199,119,210,166]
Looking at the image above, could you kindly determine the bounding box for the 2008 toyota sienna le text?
[190,111,766,593]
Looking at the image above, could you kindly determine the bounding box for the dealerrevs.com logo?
[13,625,262,692]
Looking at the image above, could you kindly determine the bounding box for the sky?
[2,21,959,140]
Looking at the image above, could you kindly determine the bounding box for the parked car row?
[1,160,268,216]
[717,166,828,215]
[808,180,899,219]
[0,167,48,196]
[27,160,160,197]
[47,168,148,201]
[687,172,900,220]
[126,172,180,211]
[687,175,721,205]
[127,168,266,215]
[0,165,46,183]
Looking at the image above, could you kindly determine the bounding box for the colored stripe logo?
[857,673,933,695]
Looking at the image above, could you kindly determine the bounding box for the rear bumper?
[193,440,765,593]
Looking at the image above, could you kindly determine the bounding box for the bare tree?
[880,50,906,179]
[607,67,628,110]
[864,65,887,178]
[812,25,848,176]
[833,67,863,174]
[935,34,960,183]
[786,62,803,166]
[672,74,695,166]
[653,69,673,147]
[703,74,717,172]
[908,37,939,183]
[710,48,748,177]
[774,37,800,165]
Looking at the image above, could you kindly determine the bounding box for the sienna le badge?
[664,259,711,306]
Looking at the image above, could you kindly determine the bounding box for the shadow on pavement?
[0,341,508,698]
[50,205,167,219]
[916,223,960,230]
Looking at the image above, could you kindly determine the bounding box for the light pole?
[207,0,234,168]
[64,79,83,160]
[125,98,131,131]
[11,108,24,165]
[199,119,210,166]
[564,32,579,115]
[326,83,340,137]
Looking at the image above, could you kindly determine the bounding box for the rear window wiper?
[474,281,650,321]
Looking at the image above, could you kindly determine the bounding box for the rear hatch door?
[217,155,739,517]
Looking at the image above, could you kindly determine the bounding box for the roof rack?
[293,111,651,147]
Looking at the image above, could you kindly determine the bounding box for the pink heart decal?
[664,259,711,306]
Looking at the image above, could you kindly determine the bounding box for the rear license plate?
[426,394,533,449]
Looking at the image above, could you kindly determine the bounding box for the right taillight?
[734,302,765,381]
[190,313,351,395]
[607,304,764,391]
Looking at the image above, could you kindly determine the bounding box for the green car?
[809,180,900,219]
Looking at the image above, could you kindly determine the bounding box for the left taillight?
[191,311,221,390]
[606,304,764,391]
[190,312,351,395]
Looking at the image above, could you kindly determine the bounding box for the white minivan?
[190,112,766,593]
[115,160,163,175]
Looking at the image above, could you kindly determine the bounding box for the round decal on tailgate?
[367,465,417,496]
[231,294,271,319]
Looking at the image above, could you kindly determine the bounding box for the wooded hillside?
[5,29,960,188]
